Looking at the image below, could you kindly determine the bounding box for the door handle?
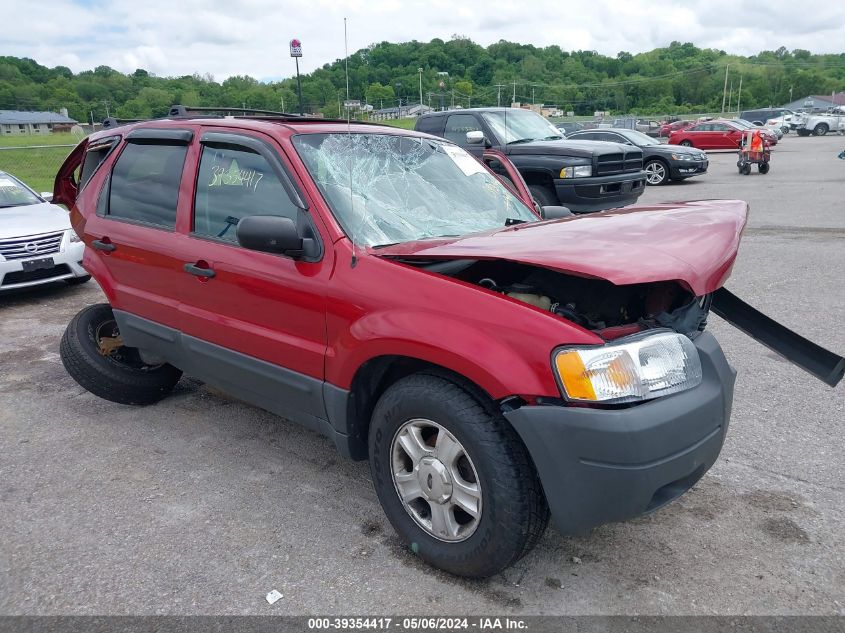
[183,262,215,278]
[91,239,116,252]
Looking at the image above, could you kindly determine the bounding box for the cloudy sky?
[4,0,844,81]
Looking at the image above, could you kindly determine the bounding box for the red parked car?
[659,119,693,137]
[54,107,843,578]
[669,119,776,150]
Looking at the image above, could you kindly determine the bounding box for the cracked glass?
[293,132,537,247]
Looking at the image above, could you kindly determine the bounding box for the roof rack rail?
[102,117,145,129]
[168,104,303,118]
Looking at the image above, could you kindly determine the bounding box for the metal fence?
[0,145,76,194]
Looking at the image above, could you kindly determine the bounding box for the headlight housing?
[671,153,695,161]
[68,229,82,243]
[560,164,592,178]
[553,331,702,404]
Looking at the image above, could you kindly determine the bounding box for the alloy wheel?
[645,161,667,185]
[390,418,482,542]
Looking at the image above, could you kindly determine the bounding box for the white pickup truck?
[796,107,845,136]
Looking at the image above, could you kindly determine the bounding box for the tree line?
[1,38,843,123]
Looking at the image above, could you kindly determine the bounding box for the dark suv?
[54,107,843,579]
[415,108,646,212]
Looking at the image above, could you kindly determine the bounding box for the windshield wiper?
[504,217,528,226]
[507,138,535,145]
[542,135,564,140]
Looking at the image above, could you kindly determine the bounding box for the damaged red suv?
[55,107,843,578]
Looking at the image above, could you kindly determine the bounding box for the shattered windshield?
[293,133,537,247]
[480,110,563,144]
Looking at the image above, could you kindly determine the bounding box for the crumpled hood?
[0,202,71,240]
[375,200,748,296]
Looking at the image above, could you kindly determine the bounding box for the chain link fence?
[0,145,76,194]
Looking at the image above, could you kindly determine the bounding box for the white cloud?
[2,0,844,80]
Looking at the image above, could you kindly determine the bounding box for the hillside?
[1,38,844,122]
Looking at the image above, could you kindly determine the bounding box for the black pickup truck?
[415,107,646,213]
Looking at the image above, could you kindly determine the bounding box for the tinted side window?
[415,116,444,135]
[79,137,119,190]
[193,144,298,243]
[444,114,481,144]
[108,143,187,228]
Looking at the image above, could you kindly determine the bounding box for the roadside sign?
[290,39,303,58]
[343,100,361,108]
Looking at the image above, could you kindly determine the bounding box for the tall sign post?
[290,38,304,115]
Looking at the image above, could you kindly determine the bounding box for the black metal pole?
[295,58,304,115]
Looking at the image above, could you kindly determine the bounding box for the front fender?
[327,309,560,399]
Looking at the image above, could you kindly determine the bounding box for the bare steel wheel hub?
[390,418,482,542]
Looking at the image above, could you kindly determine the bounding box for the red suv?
[54,107,843,578]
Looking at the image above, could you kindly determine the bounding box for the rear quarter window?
[79,136,120,190]
[107,143,187,229]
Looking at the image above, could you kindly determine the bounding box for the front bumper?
[669,158,709,179]
[0,235,86,290]
[554,171,646,213]
[505,332,736,534]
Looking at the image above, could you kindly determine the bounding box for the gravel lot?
[1,133,843,616]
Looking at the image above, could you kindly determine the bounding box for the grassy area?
[378,118,417,130]
[0,132,84,147]
[0,132,83,192]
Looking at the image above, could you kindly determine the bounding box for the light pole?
[290,39,304,115]
[418,68,423,107]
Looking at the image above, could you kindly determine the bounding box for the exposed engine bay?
[402,258,711,340]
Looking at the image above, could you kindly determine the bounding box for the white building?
[0,109,78,135]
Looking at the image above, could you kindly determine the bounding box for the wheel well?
[345,355,500,459]
[645,156,669,168]
[520,170,555,191]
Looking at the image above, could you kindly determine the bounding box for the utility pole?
[721,64,729,114]
[290,38,304,115]
[418,68,423,106]
[532,86,535,105]
[736,75,743,113]
[344,18,350,102]
[495,84,505,107]
[103,100,110,118]
[728,82,733,114]
[512,81,516,105]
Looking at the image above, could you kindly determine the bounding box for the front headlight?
[553,331,702,404]
[671,153,695,161]
[560,165,592,178]
[68,229,82,243]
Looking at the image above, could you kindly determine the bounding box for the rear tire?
[528,184,558,208]
[60,303,182,405]
[679,140,693,147]
[759,162,770,174]
[813,123,829,136]
[368,374,549,578]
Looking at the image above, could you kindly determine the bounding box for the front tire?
[813,123,829,136]
[60,303,182,405]
[528,184,558,208]
[679,140,693,147]
[644,159,669,185]
[369,374,549,578]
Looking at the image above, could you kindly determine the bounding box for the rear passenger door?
[175,129,330,425]
[82,128,194,329]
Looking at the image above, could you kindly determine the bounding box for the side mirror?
[466,130,485,145]
[41,192,54,202]
[540,205,573,220]
[237,215,303,257]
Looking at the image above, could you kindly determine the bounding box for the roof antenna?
[345,16,357,268]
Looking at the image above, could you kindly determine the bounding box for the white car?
[0,171,89,291]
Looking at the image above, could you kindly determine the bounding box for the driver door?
[175,128,331,425]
